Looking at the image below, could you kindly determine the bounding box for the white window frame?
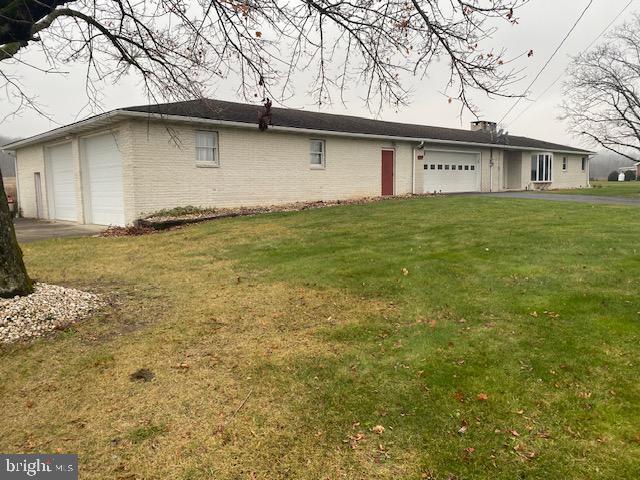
[562,157,568,172]
[531,152,553,183]
[310,139,326,169]
[195,130,219,167]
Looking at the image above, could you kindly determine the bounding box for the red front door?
[381,150,394,196]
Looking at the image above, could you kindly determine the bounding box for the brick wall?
[127,120,415,220]
[15,144,46,219]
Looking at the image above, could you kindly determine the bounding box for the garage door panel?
[84,134,125,226]
[47,143,77,221]
[423,151,480,193]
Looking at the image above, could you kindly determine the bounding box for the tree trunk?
[0,168,32,298]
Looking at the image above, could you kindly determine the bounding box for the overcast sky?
[0,0,634,148]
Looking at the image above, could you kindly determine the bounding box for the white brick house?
[2,99,594,226]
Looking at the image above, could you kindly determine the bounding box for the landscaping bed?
[135,194,435,230]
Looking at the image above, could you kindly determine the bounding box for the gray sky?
[0,0,634,148]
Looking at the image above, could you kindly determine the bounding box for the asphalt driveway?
[13,219,105,243]
[485,191,640,206]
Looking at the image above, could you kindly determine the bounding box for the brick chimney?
[470,120,497,136]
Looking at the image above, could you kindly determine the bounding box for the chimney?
[470,120,497,136]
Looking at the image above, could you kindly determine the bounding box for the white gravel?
[0,283,104,344]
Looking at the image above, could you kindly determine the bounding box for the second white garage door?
[423,151,480,193]
[83,134,125,226]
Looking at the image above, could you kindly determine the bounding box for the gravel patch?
[0,283,104,344]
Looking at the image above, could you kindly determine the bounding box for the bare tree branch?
[1,0,527,118]
[563,13,640,161]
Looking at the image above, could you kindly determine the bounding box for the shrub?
[624,170,637,181]
[146,205,215,218]
[608,171,620,181]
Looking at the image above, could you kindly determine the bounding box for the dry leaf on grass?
[371,425,385,435]
[476,392,489,401]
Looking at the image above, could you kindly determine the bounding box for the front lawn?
[546,180,640,197]
[1,196,640,479]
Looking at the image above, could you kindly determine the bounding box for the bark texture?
[0,169,32,298]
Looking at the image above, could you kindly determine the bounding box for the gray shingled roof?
[123,98,590,154]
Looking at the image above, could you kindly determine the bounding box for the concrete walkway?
[13,219,105,243]
[484,191,640,207]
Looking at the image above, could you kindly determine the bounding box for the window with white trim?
[196,131,219,165]
[310,139,325,167]
[581,157,587,171]
[531,153,553,182]
[562,157,568,171]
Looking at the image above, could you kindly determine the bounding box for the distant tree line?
[589,152,635,180]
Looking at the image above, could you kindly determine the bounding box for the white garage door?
[46,143,77,221]
[83,134,125,226]
[423,151,480,193]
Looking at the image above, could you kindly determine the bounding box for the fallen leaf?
[401,268,409,276]
[371,425,385,435]
[476,393,489,401]
[454,391,465,403]
[510,430,520,437]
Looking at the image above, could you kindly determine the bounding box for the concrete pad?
[13,219,106,243]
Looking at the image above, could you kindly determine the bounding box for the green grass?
[546,180,640,197]
[2,196,640,479]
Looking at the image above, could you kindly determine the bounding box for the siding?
[127,120,414,219]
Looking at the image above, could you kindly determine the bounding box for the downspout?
[412,141,425,194]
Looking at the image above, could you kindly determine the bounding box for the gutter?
[2,109,597,156]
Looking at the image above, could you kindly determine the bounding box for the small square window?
[310,139,325,167]
[470,165,475,170]
[430,164,435,170]
[437,164,443,170]
[445,164,450,170]
[423,164,429,170]
[464,165,469,171]
[458,165,463,170]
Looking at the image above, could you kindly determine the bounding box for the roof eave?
[1,110,128,151]
[2,109,596,156]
